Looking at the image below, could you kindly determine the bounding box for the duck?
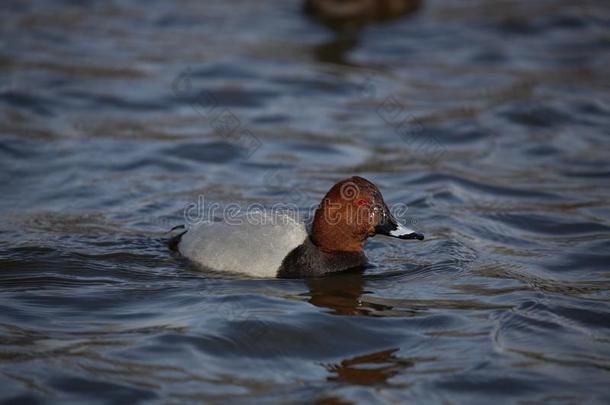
[304,0,422,31]
[169,176,424,278]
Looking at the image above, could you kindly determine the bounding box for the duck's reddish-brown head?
[311,176,424,253]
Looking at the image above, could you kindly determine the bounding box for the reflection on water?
[304,0,422,32]
[1,0,610,403]
[326,348,412,386]
[306,272,366,315]
[313,34,361,66]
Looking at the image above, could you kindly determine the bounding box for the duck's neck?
[310,224,364,253]
[310,209,365,253]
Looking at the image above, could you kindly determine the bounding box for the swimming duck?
[304,0,422,31]
[170,176,423,278]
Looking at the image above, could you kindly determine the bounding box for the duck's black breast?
[277,237,367,278]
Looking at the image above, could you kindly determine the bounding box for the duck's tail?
[167,225,187,251]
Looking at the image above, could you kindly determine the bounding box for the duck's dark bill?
[399,230,425,240]
[375,221,424,240]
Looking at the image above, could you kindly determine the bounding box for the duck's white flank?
[178,212,308,278]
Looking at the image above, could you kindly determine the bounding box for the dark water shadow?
[305,271,367,315]
[304,0,423,32]
[313,34,361,66]
[304,0,424,65]
[324,348,412,385]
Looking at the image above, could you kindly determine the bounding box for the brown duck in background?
[304,0,422,31]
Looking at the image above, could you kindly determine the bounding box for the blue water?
[1,0,609,403]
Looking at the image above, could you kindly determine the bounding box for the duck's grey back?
[177,212,308,278]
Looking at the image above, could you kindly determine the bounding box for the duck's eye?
[356,199,369,207]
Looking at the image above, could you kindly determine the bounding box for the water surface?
[1,0,610,403]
